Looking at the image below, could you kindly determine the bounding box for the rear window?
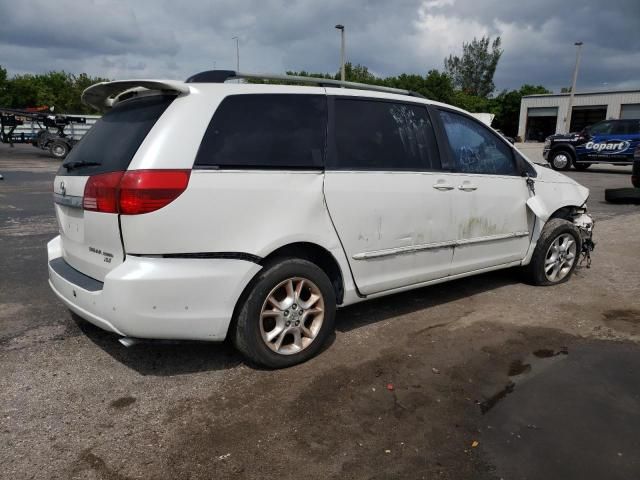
[194,94,327,169]
[58,95,174,176]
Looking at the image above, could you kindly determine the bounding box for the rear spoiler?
[81,80,190,111]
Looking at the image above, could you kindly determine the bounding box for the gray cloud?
[1,0,638,93]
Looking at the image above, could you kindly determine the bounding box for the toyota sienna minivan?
[48,71,595,368]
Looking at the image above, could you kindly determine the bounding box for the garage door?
[620,104,640,119]
[526,107,558,141]
[570,106,607,132]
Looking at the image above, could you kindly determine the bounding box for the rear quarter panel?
[119,170,359,302]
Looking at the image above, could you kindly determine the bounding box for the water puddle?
[479,347,568,414]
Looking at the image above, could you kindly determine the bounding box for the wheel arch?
[259,242,345,305]
[548,205,584,221]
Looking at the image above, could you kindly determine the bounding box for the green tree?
[444,36,503,97]
[450,90,492,113]
[0,65,109,113]
[0,66,9,105]
[335,63,383,84]
[386,70,454,103]
[422,70,455,104]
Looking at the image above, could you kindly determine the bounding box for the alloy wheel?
[544,233,577,282]
[259,277,325,355]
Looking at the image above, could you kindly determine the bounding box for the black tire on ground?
[525,218,582,286]
[549,150,573,171]
[49,141,70,159]
[604,188,640,204]
[574,162,591,170]
[233,258,336,369]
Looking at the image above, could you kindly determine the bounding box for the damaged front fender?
[523,164,594,265]
[525,195,550,222]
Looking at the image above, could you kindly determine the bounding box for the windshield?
[59,95,174,176]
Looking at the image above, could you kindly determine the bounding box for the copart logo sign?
[585,140,631,153]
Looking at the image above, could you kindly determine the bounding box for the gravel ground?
[1,143,639,480]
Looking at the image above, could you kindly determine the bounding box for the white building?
[518,89,640,141]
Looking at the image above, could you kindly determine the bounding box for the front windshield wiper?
[62,160,102,170]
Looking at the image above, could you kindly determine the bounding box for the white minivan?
[48,71,594,368]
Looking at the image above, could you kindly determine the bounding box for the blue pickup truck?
[544,119,640,171]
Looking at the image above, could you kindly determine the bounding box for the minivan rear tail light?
[82,170,190,214]
[83,171,124,213]
[119,170,191,215]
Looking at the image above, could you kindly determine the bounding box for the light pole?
[232,36,240,72]
[564,41,583,133]
[335,24,345,82]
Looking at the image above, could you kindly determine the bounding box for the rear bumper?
[47,236,262,341]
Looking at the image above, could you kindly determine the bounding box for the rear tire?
[525,218,582,286]
[549,150,573,171]
[573,162,591,170]
[233,258,336,369]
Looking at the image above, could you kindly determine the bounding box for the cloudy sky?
[1,0,639,93]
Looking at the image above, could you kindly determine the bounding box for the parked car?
[544,119,640,171]
[633,149,640,188]
[47,71,595,368]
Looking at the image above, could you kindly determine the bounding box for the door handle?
[458,185,478,191]
[433,184,455,191]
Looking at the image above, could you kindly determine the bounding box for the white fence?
[12,115,100,141]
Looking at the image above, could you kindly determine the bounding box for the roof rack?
[185,70,426,99]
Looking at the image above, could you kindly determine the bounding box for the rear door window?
[195,94,327,169]
[439,109,518,176]
[59,95,175,176]
[331,98,439,171]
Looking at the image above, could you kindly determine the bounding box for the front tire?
[549,150,573,171]
[233,258,336,368]
[526,218,582,286]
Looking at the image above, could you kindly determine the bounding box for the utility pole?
[565,41,583,133]
[335,24,345,82]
